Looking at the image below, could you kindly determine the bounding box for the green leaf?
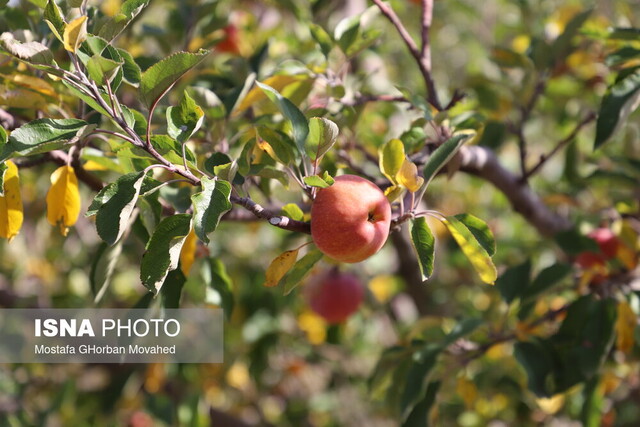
[90,172,148,245]
[307,117,339,161]
[207,258,234,321]
[379,138,405,184]
[309,23,334,58]
[514,339,556,397]
[581,376,604,427]
[61,80,111,117]
[422,134,470,189]
[97,0,149,41]
[551,9,592,64]
[334,14,360,54]
[521,263,572,301]
[139,49,209,109]
[140,214,192,293]
[410,217,435,282]
[282,249,324,295]
[605,47,640,68]
[608,27,640,41]
[401,345,441,421]
[442,318,483,346]
[167,91,204,143]
[91,241,124,304]
[150,135,196,165]
[87,54,122,84]
[44,0,65,42]
[453,213,496,256]
[594,69,640,149]
[0,161,7,198]
[402,381,440,427]
[303,174,333,188]
[255,81,309,157]
[188,86,226,119]
[495,260,531,304]
[161,269,185,309]
[0,32,54,65]
[204,152,232,176]
[256,126,297,165]
[516,296,618,397]
[554,228,600,255]
[0,119,93,162]
[253,165,289,187]
[442,215,497,284]
[117,48,141,86]
[554,296,617,382]
[191,178,232,244]
[281,203,304,221]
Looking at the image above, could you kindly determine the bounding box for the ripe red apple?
[311,174,391,263]
[575,251,606,270]
[216,25,241,55]
[305,269,364,324]
[588,228,620,259]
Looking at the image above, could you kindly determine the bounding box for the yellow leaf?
[46,165,81,236]
[226,361,250,389]
[101,0,122,17]
[384,185,404,203]
[63,16,88,53]
[180,229,197,276]
[443,216,497,284]
[0,86,47,109]
[235,75,302,113]
[256,135,280,163]
[396,157,424,193]
[0,161,23,241]
[6,74,57,97]
[456,376,478,409]
[379,138,405,183]
[536,394,565,414]
[264,248,299,287]
[297,309,327,344]
[615,301,636,354]
[368,275,398,303]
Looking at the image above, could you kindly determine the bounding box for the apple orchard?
[1,0,640,426]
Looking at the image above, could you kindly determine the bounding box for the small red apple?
[305,269,364,324]
[588,228,620,259]
[575,251,606,270]
[216,25,241,55]
[311,174,391,263]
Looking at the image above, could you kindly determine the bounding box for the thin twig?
[522,112,596,181]
[371,0,442,110]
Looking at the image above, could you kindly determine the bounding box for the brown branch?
[346,94,409,107]
[458,145,572,236]
[514,76,547,179]
[230,196,311,234]
[461,303,570,364]
[371,0,442,110]
[522,111,596,181]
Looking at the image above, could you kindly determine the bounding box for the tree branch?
[372,0,442,110]
[458,145,572,236]
[230,196,311,234]
[522,111,596,181]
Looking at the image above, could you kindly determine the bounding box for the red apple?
[216,25,241,55]
[305,269,364,324]
[575,251,606,270]
[588,228,620,259]
[311,174,391,263]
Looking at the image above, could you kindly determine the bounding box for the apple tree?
[0,0,639,425]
